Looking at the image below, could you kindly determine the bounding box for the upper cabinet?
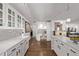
[0,3,29,31]
[21,17,25,29]
[6,4,16,28]
[0,3,3,26]
[0,3,6,27]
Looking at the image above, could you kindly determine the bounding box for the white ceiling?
[9,3,79,24]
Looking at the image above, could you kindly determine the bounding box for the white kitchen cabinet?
[16,39,29,56]
[54,39,64,56]
[26,41,29,50]
[6,45,17,56]
[5,4,16,28]
[51,40,54,50]
[53,37,79,56]
[16,46,22,56]
[16,14,21,28]
[8,51,17,56]
[21,17,25,32]
[4,38,29,56]
[18,41,25,56]
[23,40,27,54]
[21,17,24,28]
[0,3,28,30]
[0,52,5,56]
[23,39,29,54]
[0,3,6,28]
[51,36,56,50]
[57,40,69,56]
[58,39,79,56]
[65,46,79,56]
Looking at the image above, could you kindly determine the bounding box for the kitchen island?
[51,36,79,56]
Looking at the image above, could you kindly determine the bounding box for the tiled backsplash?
[0,29,23,41]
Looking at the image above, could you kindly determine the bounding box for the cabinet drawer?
[6,46,17,56]
[67,47,79,56]
[0,52,5,56]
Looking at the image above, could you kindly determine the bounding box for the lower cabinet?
[53,39,79,56]
[23,40,29,53]
[6,46,17,56]
[54,39,64,56]
[5,39,29,56]
[65,47,79,56]
[51,38,54,50]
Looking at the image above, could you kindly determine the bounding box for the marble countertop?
[52,36,79,51]
[0,35,30,55]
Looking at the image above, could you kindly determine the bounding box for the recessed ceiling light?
[66,18,71,22]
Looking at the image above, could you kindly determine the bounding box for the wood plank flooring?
[25,38,57,56]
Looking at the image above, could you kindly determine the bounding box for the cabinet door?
[8,51,17,56]
[58,41,69,56]
[66,47,79,56]
[21,18,25,31]
[0,3,5,27]
[59,40,79,56]
[0,52,5,56]
[51,39,54,50]
[23,40,29,54]
[54,40,63,56]
[20,42,25,56]
[17,14,22,28]
[51,37,56,50]
[6,4,16,28]
[6,46,17,56]
[17,41,25,56]
[20,40,29,56]
[16,46,21,56]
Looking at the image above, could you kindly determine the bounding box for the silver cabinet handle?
[60,43,64,46]
[20,43,23,45]
[11,48,16,52]
[56,40,58,42]
[19,49,20,53]
[16,51,18,56]
[70,49,76,53]
[67,53,69,56]
[57,45,61,49]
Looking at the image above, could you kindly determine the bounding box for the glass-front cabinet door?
[7,4,23,29]
[0,3,5,27]
[17,15,21,28]
[21,18,25,32]
[7,8,15,27]
[6,4,16,28]
[12,11,15,27]
[0,3,27,29]
[22,18,25,29]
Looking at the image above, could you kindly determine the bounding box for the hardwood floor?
[25,37,57,56]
